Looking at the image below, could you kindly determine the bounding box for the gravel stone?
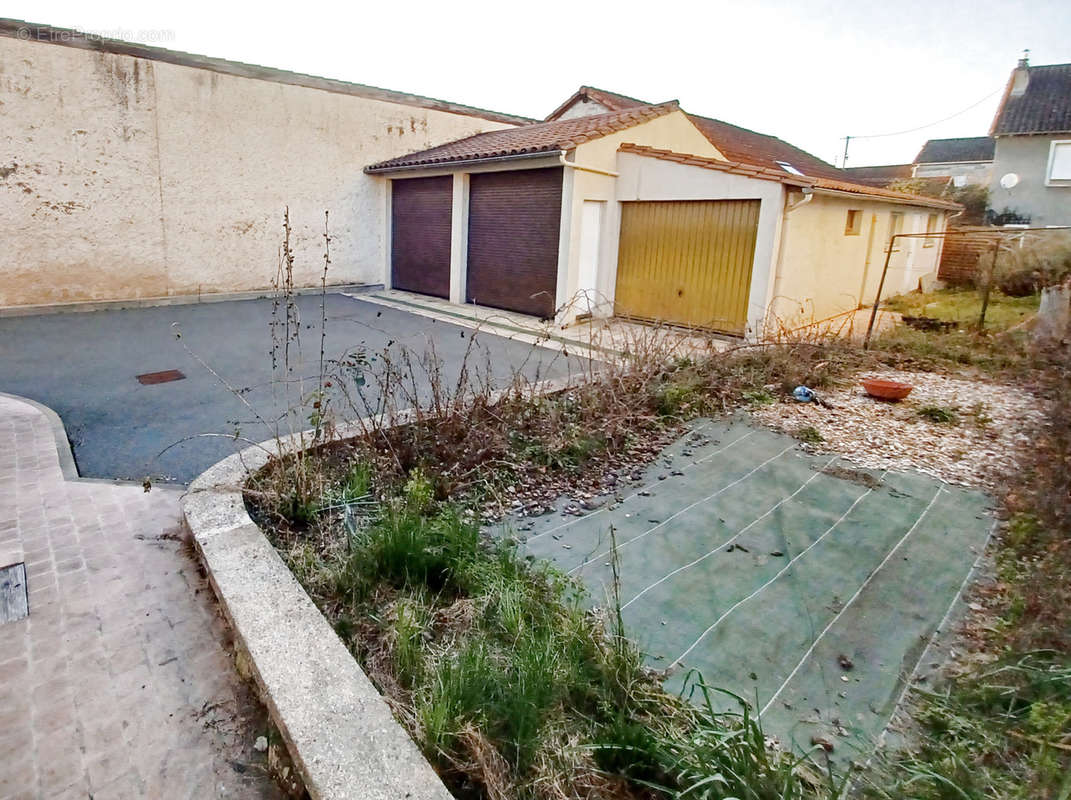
[750,370,1043,488]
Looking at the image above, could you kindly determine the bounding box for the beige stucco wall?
[0,37,514,307]
[770,193,948,328]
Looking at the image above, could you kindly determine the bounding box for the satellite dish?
[1000,173,1020,189]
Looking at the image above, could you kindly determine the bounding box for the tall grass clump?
[265,474,831,799]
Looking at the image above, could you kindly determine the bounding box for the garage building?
[368,100,960,337]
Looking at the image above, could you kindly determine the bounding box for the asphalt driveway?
[0,293,577,483]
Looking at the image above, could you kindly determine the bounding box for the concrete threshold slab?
[350,289,622,357]
[351,290,733,359]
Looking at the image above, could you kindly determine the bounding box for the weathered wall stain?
[0,36,516,307]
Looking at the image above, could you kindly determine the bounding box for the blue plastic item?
[792,386,816,403]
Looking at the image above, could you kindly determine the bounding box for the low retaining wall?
[181,419,453,800]
[180,375,577,799]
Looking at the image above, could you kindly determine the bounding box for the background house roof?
[545,86,650,119]
[366,103,680,171]
[546,86,847,180]
[914,137,995,163]
[841,164,913,187]
[0,18,536,126]
[991,62,1071,135]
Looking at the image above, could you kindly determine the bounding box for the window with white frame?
[923,213,939,246]
[1048,140,1071,185]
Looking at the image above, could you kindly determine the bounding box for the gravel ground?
[749,370,1044,488]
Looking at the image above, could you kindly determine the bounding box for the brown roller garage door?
[466,167,563,318]
[391,176,452,299]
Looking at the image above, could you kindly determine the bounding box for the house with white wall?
[912,138,995,187]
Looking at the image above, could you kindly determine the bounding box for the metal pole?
[842,135,851,168]
[863,234,897,350]
[977,238,1001,332]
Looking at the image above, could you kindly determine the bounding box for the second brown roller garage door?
[391,176,453,299]
[466,168,563,318]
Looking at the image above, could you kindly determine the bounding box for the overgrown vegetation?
[883,287,1039,332]
[886,180,989,226]
[227,209,1070,798]
[860,343,1071,800]
[268,478,833,799]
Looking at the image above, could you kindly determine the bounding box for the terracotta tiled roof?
[809,177,961,210]
[618,143,812,185]
[914,137,994,163]
[842,164,913,187]
[685,115,846,180]
[546,86,847,180]
[620,144,962,211]
[991,62,1071,135]
[365,102,680,172]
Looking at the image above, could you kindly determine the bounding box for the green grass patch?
[743,387,777,406]
[916,405,960,425]
[884,287,1039,332]
[795,425,824,444]
[861,653,1071,800]
[268,491,835,799]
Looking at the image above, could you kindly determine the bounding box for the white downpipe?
[767,188,814,324]
[558,150,619,177]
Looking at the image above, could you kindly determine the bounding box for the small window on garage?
[845,209,863,235]
[923,213,938,246]
[887,212,904,249]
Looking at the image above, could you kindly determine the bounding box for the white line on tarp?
[878,515,998,747]
[622,455,840,610]
[568,443,797,576]
[670,473,887,668]
[525,422,753,544]
[759,485,946,716]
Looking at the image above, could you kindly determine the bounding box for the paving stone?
[0,395,281,799]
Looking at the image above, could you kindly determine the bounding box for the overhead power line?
[839,86,1002,166]
[848,87,1003,140]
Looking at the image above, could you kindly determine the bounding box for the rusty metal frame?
[862,226,1071,349]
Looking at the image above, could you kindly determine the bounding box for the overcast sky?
[7,0,1070,167]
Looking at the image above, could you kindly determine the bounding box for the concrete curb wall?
[181,375,580,799]
[182,415,453,800]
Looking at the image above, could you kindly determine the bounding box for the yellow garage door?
[615,199,760,335]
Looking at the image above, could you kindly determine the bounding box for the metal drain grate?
[0,562,28,624]
[136,369,186,385]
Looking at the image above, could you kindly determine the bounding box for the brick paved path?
[0,394,280,800]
